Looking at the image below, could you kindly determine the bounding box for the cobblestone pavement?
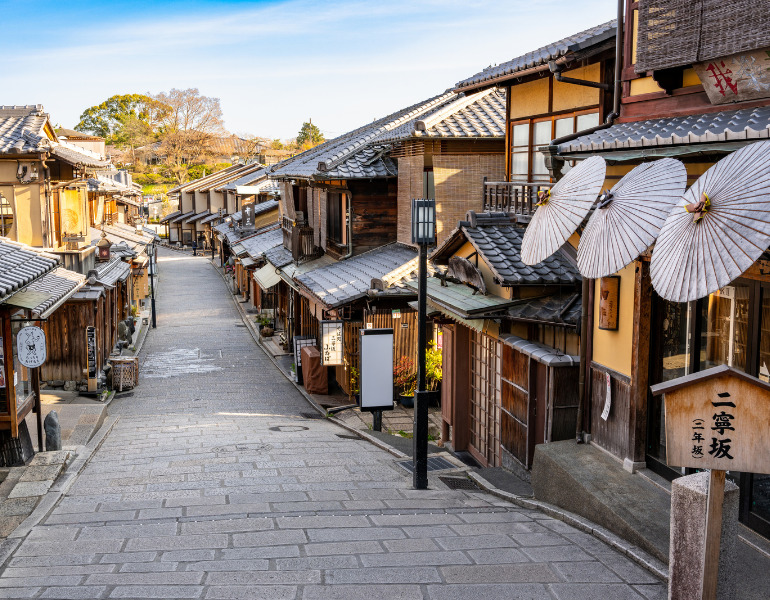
[0,249,667,599]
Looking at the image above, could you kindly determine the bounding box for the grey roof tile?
[265,244,293,269]
[0,105,51,154]
[435,212,580,286]
[557,106,770,153]
[506,292,581,327]
[373,88,506,144]
[0,238,59,300]
[269,92,455,180]
[20,267,86,318]
[456,20,616,90]
[295,243,417,308]
[238,227,283,260]
[52,142,110,168]
[94,257,131,286]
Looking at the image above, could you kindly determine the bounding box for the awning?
[405,277,519,319]
[255,264,281,289]
[240,257,256,268]
[231,243,245,256]
[170,211,195,224]
[160,211,181,223]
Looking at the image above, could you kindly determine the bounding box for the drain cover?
[114,392,134,399]
[269,425,309,432]
[300,412,324,420]
[397,456,456,474]
[335,434,360,440]
[213,442,272,453]
[438,476,478,490]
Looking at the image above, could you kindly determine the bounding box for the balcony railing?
[483,178,554,220]
[282,214,320,263]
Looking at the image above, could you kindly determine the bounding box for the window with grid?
[470,331,502,467]
[510,112,600,181]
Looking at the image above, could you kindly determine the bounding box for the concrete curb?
[467,471,669,582]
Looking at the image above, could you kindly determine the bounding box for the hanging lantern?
[97,231,111,262]
[411,198,436,245]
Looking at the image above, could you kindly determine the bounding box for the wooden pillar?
[628,260,652,466]
[451,324,471,451]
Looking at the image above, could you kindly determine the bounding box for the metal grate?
[439,476,479,490]
[300,412,324,420]
[397,456,456,474]
[335,434,361,440]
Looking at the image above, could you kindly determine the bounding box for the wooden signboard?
[598,276,619,331]
[320,321,343,366]
[651,365,770,474]
[86,326,97,392]
[694,49,770,106]
[651,366,770,600]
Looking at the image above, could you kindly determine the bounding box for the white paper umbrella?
[521,155,606,265]
[577,158,687,279]
[651,141,770,303]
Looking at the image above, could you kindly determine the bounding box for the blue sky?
[0,0,616,140]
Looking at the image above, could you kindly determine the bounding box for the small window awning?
[231,243,246,256]
[255,263,281,290]
[499,334,579,367]
[240,257,256,268]
[404,277,519,320]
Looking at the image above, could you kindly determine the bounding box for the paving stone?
[553,561,624,583]
[205,586,297,599]
[306,527,405,542]
[274,555,359,570]
[8,481,52,498]
[28,451,70,466]
[302,585,424,600]
[18,465,64,483]
[101,551,158,564]
[108,585,204,598]
[220,547,300,560]
[120,562,180,572]
[425,583,551,599]
[40,587,108,599]
[0,589,39,598]
[466,548,531,564]
[232,529,306,547]
[441,563,559,584]
[180,517,274,535]
[325,567,442,584]
[87,572,204,585]
[549,583,646,599]
[303,541,383,556]
[436,534,517,551]
[592,552,664,585]
[632,584,667,600]
[0,575,84,587]
[125,534,228,551]
[361,550,471,567]
[521,545,595,562]
[206,571,321,585]
[184,559,269,571]
[161,550,216,562]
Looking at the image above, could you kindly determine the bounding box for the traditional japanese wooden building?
[534,1,770,540]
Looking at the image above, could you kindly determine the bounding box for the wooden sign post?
[651,365,770,600]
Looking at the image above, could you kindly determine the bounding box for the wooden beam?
[701,469,726,600]
[628,260,651,462]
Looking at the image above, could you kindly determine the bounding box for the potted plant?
[425,341,443,403]
[261,326,274,338]
[394,356,416,408]
[349,367,360,403]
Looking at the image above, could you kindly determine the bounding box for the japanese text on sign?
[321,321,344,366]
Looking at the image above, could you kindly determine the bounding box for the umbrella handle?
[685,192,711,223]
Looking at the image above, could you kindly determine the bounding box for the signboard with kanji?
[651,365,770,474]
[320,321,343,366]
[694,49,770,105]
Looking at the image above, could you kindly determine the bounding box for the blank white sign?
[360,329,394,411]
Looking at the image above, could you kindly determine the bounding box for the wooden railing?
[282,215,319,263]
[483,179,554,218]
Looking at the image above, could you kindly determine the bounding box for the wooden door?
[501,343,530,468]
[469,331,502,467]
[441,326,454,440]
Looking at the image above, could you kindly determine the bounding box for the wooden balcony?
[282,215,320,263]
[483,179,554,221]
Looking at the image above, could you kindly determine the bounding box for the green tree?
[76,94,169,144]
[296,121,324,149]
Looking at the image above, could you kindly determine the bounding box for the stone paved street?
[0,249,667,599]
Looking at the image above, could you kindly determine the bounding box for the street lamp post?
[411,198,436,490]
[149,242,157,328]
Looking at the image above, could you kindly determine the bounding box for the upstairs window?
[327,192,347,246]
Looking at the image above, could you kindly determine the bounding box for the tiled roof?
[19,267,86,318]
[238,227,283,260]
[406,277,518,319]
[433,212,580,285]
[456,20,616,90]
[264,244,293,269]
[160,211,181,223]
[373,88,506,143]
[269,92,455,180]
[0,105,52,154]
[0,238,59,301]
[166,164,244,195]
[92,224,155,249]
[199,213,222,225]
[506,291,582,327]
[52,142,110,168]
[87,175,138,195]
[212,221,232,236]
[170,211,195,224]
[252,199,279,216]
[95,257,131,286]
[219,165,270,191]
[557,106,770,154]
[295,243,418,308]
[185,210,211,223]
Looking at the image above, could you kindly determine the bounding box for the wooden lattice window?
[0,193,13,237]
[470,331,502,467]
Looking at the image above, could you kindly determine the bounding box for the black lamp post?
[149,242,157,328]
[411,197,436,490]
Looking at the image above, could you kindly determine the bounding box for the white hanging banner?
[17,326,46,368]
[321,321,344,366]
